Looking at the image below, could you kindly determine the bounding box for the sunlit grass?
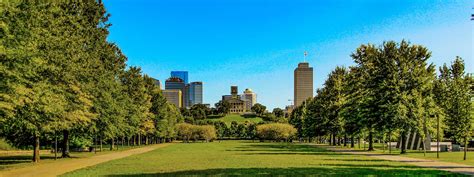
[62,141,461,176]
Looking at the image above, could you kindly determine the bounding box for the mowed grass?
[0,145,143,171]
[206,114,263,125]
[333,142,474,167]
[62,141,461,176]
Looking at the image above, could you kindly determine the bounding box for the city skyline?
[103,0,472,110]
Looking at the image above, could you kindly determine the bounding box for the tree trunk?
[350,135,354,148]
[437,115,440,158]
[368,131,374,151]
[464,137,468,160]
[138,134,141,146]
[400,131,407,154]
[358,137,361,149]
[33,135,40,163]
[343,134,347,147]
[329,134,332,145]
[110,137,114,151]
[389,132,392,154]
[62,130,70,158]
[99,137,103,152]
[146,136,149,145]
[332,134,336,146]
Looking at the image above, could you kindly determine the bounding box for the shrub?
[256,123,297,141]
[176,123,216,142]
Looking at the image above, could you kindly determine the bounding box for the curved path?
[325,146,474,176]
[0,143,170,177]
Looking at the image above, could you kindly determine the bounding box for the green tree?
[321,66,347,146]
[215,100,230,115]
[272,108,284,118]
[437,58,473,160]
[251,103,266,116]
[190,104,210,120]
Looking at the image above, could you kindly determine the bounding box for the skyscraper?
[189,82,203,106]
[162,90,182,108]
[294,62,313,107]
[171,71,189,84]
[165,77,186,107]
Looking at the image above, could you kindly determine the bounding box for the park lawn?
[206,114,263,125]
[62,141,461,176]
[0,145,145,171]
[330,142,474,167]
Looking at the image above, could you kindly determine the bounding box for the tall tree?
[437,58,473,160]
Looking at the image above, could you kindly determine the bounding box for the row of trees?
[0,2,182,162]
[290,41,473,158]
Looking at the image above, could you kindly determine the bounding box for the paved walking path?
[325,146,474,176]
[0,143,171,177]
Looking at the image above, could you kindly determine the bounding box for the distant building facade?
[152,78,161,90]
[189,82,203,106]
[171,71,189,84]
[242,88,257,111]
[162,90,182,108]
[165,77,186,108]
[294,62,313,107]
[222,86,258,114]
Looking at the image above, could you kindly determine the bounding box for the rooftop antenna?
[304,51,308,62]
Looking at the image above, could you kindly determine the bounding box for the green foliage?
[256,123,297,141]
[215,100,230,115]
[272,108,284,118]
[251,103,266,116]
[190,104,210,120]
[176,123,216,142]
[436,58,473,143]
[0,2,183,162]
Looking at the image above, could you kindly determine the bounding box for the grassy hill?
[205,114,263,125]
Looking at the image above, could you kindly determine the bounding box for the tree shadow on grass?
[104,167,464,177]
[0,155,74,167]
[231,144,357,156]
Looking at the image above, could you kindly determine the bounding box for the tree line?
[0,1,182,162]
[290,41,473,159]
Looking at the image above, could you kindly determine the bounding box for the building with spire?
[294,54,313,107]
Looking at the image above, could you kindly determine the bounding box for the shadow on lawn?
[231,143,356,156]
[0,155,78,167]
[105,167,463,176]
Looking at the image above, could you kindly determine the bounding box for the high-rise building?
[171,71,189,84]
[294,62,313,107]
[242,88,257,111]
[162,90,182,108]
[189,82,203,106]
[165,77,186,107]
[152,78,161,90]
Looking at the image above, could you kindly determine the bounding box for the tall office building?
[294,62,313,107]
[165,77,186,108]
[189,82,203,106]
[243,88,257,111]
[171,71,189,84]
[162,90,182,108]
[152,78,161,90]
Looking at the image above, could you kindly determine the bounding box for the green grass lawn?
[206,114,263,125]
[0,145,144,171]
[62,141,462,176]
[332,142,474,167]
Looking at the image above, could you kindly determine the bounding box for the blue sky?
[103,0,472,110]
